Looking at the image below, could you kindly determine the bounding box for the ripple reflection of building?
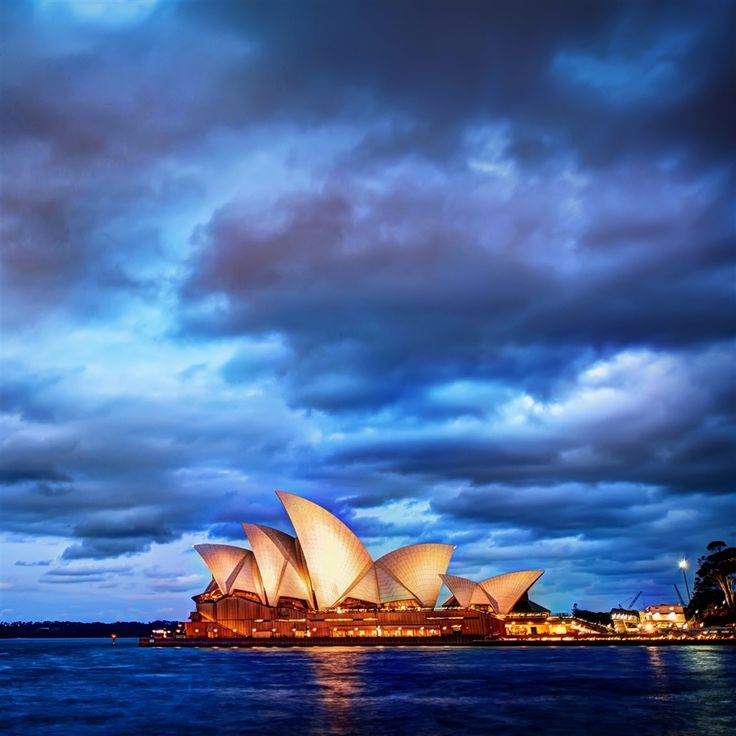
[645,646,667,682]
[303,649,371,736]
[644,647,674,708]
[680,646,727,735]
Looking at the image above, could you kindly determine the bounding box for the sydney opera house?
[185,491,549,641]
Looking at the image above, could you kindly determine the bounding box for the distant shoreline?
[0,621,177,639]
[1,636,143,640]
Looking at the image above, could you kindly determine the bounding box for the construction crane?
[674,584,687,608]
[617,591,642,610]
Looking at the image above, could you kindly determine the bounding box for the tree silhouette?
[690,540,736,622]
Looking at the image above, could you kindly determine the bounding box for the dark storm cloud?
[0,364,65,422]
[1,3,214,323]
[432,484,736,604]
[61,515,181,560]
[327,403,736,494]
[38,563,135,586]
[2,0,733,322]
[15,560,52,567]
[182,178,735,410]
[431,484,708,537]
[41,577,108,584]
[0,353,321,563]
[207,522,250,541]
[0,414,75,485]
[187,0,736,166]
[61,538,165,561]
[43,565,133,577]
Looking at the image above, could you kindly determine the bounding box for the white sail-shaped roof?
[276,491,376,609]
[343,566,380,604]
[375,543,454,608]
[278,554,314,605]
[375,563,415,603]
[440,573,494,608]
[479,570,544,614]
[242,522,313,606]
[194,544,248,595]
[228,550,266,602]
[344,563,415,605]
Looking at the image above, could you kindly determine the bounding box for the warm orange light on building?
[187,491,548,641]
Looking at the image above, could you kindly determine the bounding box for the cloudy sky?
[1,0,735,621]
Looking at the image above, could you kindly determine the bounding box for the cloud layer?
[1,0,734,619]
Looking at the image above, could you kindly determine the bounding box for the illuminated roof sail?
[194,544,248,596]
[479,570,544,614]
[276,491,376,609]
[376,543,454,608]
[242,523,313,606]
[228,550,266,602]
[440,574,493,608]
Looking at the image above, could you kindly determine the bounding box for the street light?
[679,559,691,603]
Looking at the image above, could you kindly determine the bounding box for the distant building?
[641,604,687,632]
[610,608,642,633]
[186,491,550,640]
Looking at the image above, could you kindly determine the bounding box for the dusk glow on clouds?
[1,0,735,621]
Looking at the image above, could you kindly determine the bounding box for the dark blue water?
[2,639,734,735]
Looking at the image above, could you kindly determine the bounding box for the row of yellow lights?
[193,624,451,635]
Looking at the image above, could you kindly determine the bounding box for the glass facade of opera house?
[186,491,552,640]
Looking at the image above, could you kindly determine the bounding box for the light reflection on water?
[1,639,735,736]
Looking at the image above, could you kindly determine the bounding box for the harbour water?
[2,638,735,735]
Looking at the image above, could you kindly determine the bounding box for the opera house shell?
[187,491,546,640]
